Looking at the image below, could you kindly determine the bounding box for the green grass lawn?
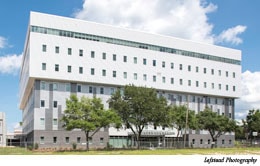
[1,147,260,155]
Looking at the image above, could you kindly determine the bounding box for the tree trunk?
[211,138,217,149]
[137,132,141,149]
[85,131,89,151]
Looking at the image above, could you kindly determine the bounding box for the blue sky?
[0,0,259,132]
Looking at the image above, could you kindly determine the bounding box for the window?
[113,71,116,78]
[218,84,222,90]
[41,81,46,90]
[53,83,58,90]
[208,139,211,145]
[77,85,81,92]
[179,64,183,70]
[53,119,58,125]
[55,46,59,53]
[196,66,199,73]
[77,137,81,143]
[204,82,207,88]
[171,78,174,84]
[153,75,156,82]
[89,86,93,93]
[211,83,215,89]
[40,100,45,107]
[153,60,156,66]
[226,85,229,91]
[110,88,115,95]
[218,70,221,76]
[53,101,58,108]
[134,73,137,80]
[100,137,104,144]
[192,139,195,144]
[91,51,95,58]
[40,118,45,125]
[204,68,207,74]
[79,49,83,56]
[68,48,72,55]
[53,137,57,144]
[100,87,104,94]
[40,136,44,144]
[233,86,236,92]
[134,57,137,64]
[113,54,117,61]
[79,67,83,74]
[188,65,191,71]
[102,69,106,76]
[123,72,127,79]
[65,83,71,92]
[91,68,95,75]
[55,64,59,72]
[226,71,229,77]
[42,63,46,70]
[123,56,127,62]
[89,137,93,144]
[162,76,166,83]
[102,52,106,59]
[222,139,225,145]
[211,69,214,75]
[188,80,191,86]
[162,61,165,68]
[67,65,72,73]
[143,58,147,65]
[229,140,232,145]
[65,137,70,144]
[196,81,199,87]
[233,72,236,78]
[143,74,147,81]
[179,79,183,85]
[42,44,47,52]
[171,63,174,69]
[200,139,203,144]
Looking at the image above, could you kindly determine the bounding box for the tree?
[167,105,197,139]
[243,109,260,141]
[62,94,121,150]
[108,85,168,149]
[196,108,237,148]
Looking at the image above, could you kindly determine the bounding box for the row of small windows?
[39,135,103,144]
[191,139,232,145]
[32,25,241,65]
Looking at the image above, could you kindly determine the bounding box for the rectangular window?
[226,71,229,77]
[100,137,104,144]
[91,51,95,58]
[162,61,165,68]
[40,136,44,144]
[204,68,207,74]
[53,119,58,125]
[40,100,45,107]
[113,71,116,78]
[153,60,156,66]
[67,65,72,73]
[211,69,214,75]
[123,72,127,79]
[134,57,137,64]
[40,81,46,90]
[204,82,207,88]
[55,64,59,72]
[188,65,191,71]
[226,85,229,91]
[79,49,83,56]
[100,87,104,94]
[91,68,95,75]
[110,88,115,95]
[134,73,137,80]
[79,67,83,74]
[53,83,58,90]
[233,86,236,92]
[153,75,156,82]
[233,72,236,78]
[171,78,174,84]
[65,83,71,92]
[55,46,59,54]
[188,80,191,86]
[113,54,116,61]
[179,79,183,85]
[42,44,47,52]
[68,48,72,55]
[211,83,215,89]
[53,101,58,108]
[65,137,70,144]
[102,69,106,76]
[89,86,93,93]
[218,84,222,90]
[77,137,81,143]
[77,85,81,92]
[53,137,57,144]
[102,52,106,59]
[123,56,127,62]
[171,63,174,69]
[218,70,221,76]
[40,118,45,125]
[196,81,199,87]
[143,74,147,81]
[196,66,199,73]
[179,64,183,70]
[42,63,46,70]
[143,58,147,65]
[162,76,166,83]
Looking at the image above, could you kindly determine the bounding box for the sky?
[0,0,259,132]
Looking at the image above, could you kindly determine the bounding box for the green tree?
[62,94,121,151]
[244,109,260,141]
[108,85,168,149]
[196,108,237,148]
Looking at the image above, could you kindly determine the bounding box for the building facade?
[19,11,241,149]
[0,112,6,147]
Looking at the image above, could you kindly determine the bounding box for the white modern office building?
[19,11,241,149]
[0,112,6,147]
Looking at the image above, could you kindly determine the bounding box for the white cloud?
[0,36,7,49]
[74,0,217,44]
[215,25,247,45]
[0,54,22,75]
[235,71,260,120]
